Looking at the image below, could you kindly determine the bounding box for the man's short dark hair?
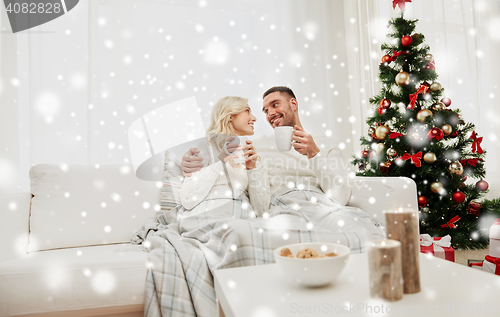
[263,86,296,100]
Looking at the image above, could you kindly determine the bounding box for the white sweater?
[180,140,270,217]
[250,135,351,206]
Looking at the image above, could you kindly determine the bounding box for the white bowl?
[273,242,350,287]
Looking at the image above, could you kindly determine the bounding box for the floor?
[454,246,489,266]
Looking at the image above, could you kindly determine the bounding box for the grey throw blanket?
[134,191,384,317]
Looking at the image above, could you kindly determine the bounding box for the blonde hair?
[206,96,249,152]
[206,96,249,136]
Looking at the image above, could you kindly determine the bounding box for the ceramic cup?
[224,136,248,164]
[274,126,294,151]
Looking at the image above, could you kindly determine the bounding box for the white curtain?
[1,0,500,198]
[342,0,500,199]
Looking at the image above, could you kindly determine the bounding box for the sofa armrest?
[347,177,418,227]
[0,192,31,263]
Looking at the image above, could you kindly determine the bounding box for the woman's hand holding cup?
[218,136,240,163]
[243,140,259,170]
[219,136,258,169]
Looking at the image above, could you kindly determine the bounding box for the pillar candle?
[368,239,403,301]
[385,208,421,294]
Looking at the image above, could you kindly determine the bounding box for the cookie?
[280,248,293,257]
[296,248,319,258]
[319,252,337,258]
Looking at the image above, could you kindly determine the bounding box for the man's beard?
[271,113,296,128]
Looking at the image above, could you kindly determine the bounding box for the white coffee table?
[214,253,500,317]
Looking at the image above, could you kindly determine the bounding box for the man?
[181,86,352,214]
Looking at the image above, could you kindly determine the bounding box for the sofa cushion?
[28,164,160,252]
[0,244,147,317]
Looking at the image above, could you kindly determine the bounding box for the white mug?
[224,136,248,164]
[274,126,295,151]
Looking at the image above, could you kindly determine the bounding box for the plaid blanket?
[138,190,385,317]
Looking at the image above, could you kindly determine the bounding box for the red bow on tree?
[389,132,404,139]
[460,158,484,167]
[408,84,430,109]
[393,0,412,10]
[389,50,410,62]
[401,152,423,167]
[441,215,460,229]
[470,131,484,154]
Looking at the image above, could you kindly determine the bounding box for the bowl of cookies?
[273,242,350,287]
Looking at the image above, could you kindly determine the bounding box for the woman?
[178,96,269,219]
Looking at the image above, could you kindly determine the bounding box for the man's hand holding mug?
[181,148,204,177]
[292,125,320,159]
[274,125,319,159]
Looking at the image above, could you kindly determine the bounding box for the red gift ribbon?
[389,132,403,139]
[393,0,412,10]
[401,152,422,167]
[485,255,500,265]
[408,84,429,109]
[441,215,460,228]
[460,158,484,167]
[377,107,384,115]
[470,131,484,154]
[484,255,500,275]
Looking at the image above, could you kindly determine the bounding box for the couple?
[177,86,375,232]
[140,87,384,316]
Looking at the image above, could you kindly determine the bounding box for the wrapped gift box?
[489,218,500,257]
[469,262,483,271]
[420,234,455,262]
[482,255,500,275]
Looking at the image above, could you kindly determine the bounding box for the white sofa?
[0,164,417,317]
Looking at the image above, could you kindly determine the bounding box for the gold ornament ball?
[386,147,397,157]
[430,181,444,194]
[395,71,410,86]
[416,109,433,122]
[449,161,464,176]
[425,54,434,61]
[430,82,442,91]
[367,127,375,136]
[423,152,437,163]
[432,101,446,111]
[374,143,385,153]
[442,124,452,136]
[375,125,391,140]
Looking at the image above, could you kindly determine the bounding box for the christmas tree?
[352,0,500,250]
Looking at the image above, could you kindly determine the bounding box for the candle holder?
[368,239,403,301]
[384,208,421,294]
